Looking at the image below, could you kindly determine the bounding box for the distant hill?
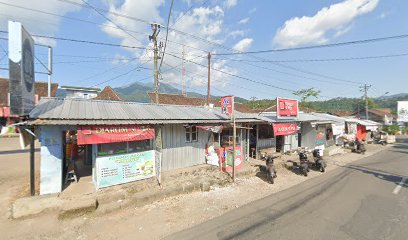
[378,93,408,100]
[114,81,247,103]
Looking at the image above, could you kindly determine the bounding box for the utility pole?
[207,52,211,105]
[360,84,371,120]
[47,46,52,97]
[181,46,187,96]
[250,96,257,110]
[150,23,160,104]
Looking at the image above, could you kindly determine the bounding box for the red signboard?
[272,123,298,136]
[277,98,298,118]
[221,96,234,116]
[77,125,155,145]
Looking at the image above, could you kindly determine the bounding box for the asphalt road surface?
[166,137,408,240]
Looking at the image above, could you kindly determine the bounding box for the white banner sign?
[397,101,408,122]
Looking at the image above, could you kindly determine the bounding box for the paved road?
[166,137,408,240]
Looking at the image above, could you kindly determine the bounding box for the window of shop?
[185,126,198,142]
[97,140,153,157]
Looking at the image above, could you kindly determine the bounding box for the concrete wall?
[161,124,211,171]
[39,126,64,195]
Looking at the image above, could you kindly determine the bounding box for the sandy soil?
[0,137,388,240]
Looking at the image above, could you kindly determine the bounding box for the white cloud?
[101,0,164,57]
[111,54,132,65]
[232,38,253,52]
[228,30,246,39]
[225,0,237,9]
[106,2,236,88]
[273,0,379,48]
[238,17,250,25]
[0,0,82,47]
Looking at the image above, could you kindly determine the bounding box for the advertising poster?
[218,146,242,172]
[397,101,408,122]
[96,150,155,188]
[221,96,234,116]
[277,98,299,118]
[8,21,35,116]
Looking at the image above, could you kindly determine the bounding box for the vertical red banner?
[221,96,234,116]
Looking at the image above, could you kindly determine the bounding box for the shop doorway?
[62,130,93,193]
[276,136,284,152]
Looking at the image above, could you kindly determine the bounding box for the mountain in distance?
[114,81,247,103]
[377,93,408,100]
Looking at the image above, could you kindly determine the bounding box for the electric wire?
[159,0,174,72]
[213,34,408,55]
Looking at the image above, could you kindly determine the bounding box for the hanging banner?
[397,101,408,122]
[96,150,155,188]
[277,97,299,118]
[196,125,223,133]
[272,123,298,136]
[332,124,345,136]
[221,96,234,116]
[77,125,155,145]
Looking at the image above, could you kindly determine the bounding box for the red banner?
[272,123,298,136]
[277,98,298,118]
[77,125,155,145]
[221,96,234,116]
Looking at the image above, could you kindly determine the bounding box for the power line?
[170,0,210,27]
[213,34,408,55]
[1,0,351,86]
[0,30,146,49]
[165,52,296,92]
[214,52,408,63]
[2,0,372,90]
[79,0,145,46]
[159,0,174,72]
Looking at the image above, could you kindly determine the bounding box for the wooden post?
[246,125,250,161]
[207,52,211,105]
[256,124,259,160]
[232,116,236,182]
[30,129,35,196]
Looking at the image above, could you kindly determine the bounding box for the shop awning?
[77,125,155,145]
[272,123,298,136]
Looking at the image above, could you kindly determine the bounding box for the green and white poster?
[96,150,155,188]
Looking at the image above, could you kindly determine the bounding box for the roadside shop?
[29,98,261,195]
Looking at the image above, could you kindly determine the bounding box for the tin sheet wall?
[161,124,211,171]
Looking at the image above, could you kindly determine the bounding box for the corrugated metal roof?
[342,117,381,126]
[29,98,262,125]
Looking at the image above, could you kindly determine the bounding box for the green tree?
[293,88,321,108]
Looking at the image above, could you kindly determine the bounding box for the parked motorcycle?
[265,155,277,184]
[355,140,366,155]
[312,149,326,172]
[298,149,310,177]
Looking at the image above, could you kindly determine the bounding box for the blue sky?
[0,0,407,101]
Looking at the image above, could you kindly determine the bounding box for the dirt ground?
[0,137,389,240]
